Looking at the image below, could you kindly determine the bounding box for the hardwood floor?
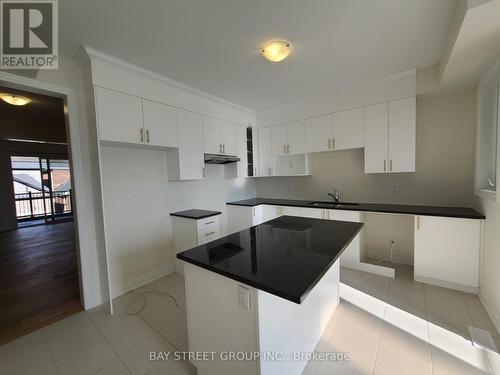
[0,221,82,344]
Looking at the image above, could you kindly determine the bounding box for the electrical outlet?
[127,195,135,206]
[238,285,251,310]
[391,184,400,192]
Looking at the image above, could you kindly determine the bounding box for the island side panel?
[257,260,340,375]
[184,263,260,375]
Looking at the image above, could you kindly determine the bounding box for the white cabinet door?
[95,87,143,144]
[305,114,333,153]
[332,107,364,150]
[142,99,178,148]
[300,207,325,219]
[389,97,416,173]
[414,216,480,291]
[177,109,204,180]
[258,127,273,176]
[271,124,288,156]
[220,120,237,156]
[364,102,389,173]
[203,116,221,154]
[287,120,305,155]
[235,125,248,177]
[328,210,362,265]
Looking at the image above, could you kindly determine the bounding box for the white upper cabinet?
[364,102,389,173]
[95,86,143,144]
[142,99,178,148]
[332,107,364,150]
[287,120,305,154]
[220,120,237,156]
[172,109,204,180]
[304,108,364,153]
[202,116,237,155]
[258,127,273,176]
[364,97,416,173]
[305,114,333,153]
[271,121,305,156]
[271,124,288,156]
[202,116,221,154]
[388,97,416,173]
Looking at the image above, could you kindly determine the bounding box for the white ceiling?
[60,0,457,111]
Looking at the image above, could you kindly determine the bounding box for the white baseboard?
[341,260,395,278]
[479,289,500,336]
[414,274,479,294]
[111,264,175,299]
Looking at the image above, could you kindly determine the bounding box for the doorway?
[12,156,73,227]
[0,86,82,344]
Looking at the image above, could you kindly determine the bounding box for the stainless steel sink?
[308,201,360,207]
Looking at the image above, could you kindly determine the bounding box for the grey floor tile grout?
[40,328,62,375]
[85,310,132,375]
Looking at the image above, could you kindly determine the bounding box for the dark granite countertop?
[177,216,363,304]
[226,198,485,220]
[170,209,221,220]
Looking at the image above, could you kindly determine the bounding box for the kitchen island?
[177,215,363,375]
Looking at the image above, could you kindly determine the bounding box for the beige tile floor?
[0,265,499,375]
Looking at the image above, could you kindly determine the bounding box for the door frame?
[0,70,105,310]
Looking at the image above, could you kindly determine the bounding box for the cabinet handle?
[287,144,290,153]
[268,167,272,175]
[283,145,286,154]
[140,128,144,142]
[384,160,387,172]
[390,159,393,172]
[328,139,331,149]
[205,231,216,236]
[416,216,420,230]
[223,144,225,154]
[146,129,150,143]
[252,208,255,217]
[254,168,257,176]
[332,138,335,150]
[202,167,205,177]
[204,221,215,225]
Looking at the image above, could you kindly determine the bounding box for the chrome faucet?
[327,188,340,203]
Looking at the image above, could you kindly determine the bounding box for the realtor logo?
[1,0,58,69]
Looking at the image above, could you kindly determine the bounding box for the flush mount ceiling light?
[0,93,31,106]
[261,41,291,62]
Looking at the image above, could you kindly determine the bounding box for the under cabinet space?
[364,212,415,268]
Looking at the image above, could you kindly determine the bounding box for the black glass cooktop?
[177,216,363,304]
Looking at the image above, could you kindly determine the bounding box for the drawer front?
[197,216,220,231]
[197,229,220,245]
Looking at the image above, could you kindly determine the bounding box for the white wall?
[255,89,477,207]
[99,145,256,295]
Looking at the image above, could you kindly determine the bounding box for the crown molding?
[73,44,256,117]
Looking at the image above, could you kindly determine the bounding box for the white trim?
[479,289,500,336]
[74,45,255,117]
[414,274,479,294]
[0,70,100,309]
[341,260,395,278]
[111,264,175,299]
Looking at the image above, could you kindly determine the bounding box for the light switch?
[238,285,251,310]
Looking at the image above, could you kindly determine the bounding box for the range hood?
[204,153,240,164]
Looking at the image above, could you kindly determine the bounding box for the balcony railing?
[14,191,72,220]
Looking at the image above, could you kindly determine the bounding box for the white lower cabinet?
[172,214,221,274]
[414,216,480,292]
